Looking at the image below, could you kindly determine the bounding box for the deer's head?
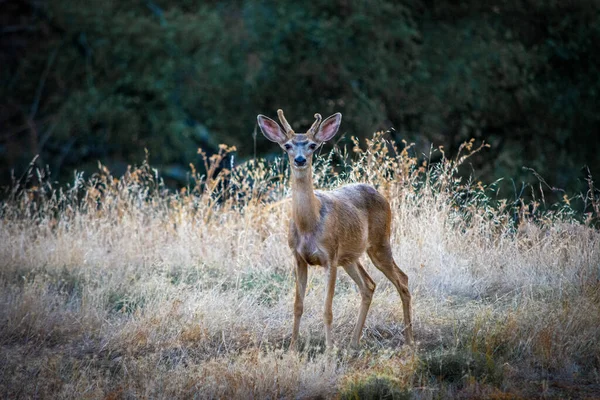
[257,109,342,173]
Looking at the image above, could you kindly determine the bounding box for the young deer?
[257,109,413,349]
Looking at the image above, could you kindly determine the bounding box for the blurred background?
[2,0,599,197]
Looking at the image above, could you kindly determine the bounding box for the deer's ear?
[314,113,342,143]
[257,115,288,143]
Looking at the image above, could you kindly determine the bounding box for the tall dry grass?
[1,134,599,398]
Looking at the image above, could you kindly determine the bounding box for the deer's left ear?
[314,113,342,143]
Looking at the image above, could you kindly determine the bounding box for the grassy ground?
[1,136,599,399]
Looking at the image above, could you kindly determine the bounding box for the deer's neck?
[291,168,320,232]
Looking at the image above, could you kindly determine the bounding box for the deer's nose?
[294,156,307,167]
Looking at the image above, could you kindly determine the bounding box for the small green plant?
[240,271,288,307]
[340,375,411,400]
[107,290,145,314]
[421,349,504,388]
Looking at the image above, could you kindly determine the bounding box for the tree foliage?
[1,0,599,191]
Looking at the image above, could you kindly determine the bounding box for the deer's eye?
[309,143,317,150]
[284,144,292,150]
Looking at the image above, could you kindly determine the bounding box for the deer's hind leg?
[343,261,376,347]
[367,244,414,345]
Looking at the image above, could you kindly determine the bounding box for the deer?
[256,109,414,349]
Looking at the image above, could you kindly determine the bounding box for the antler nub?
[307,113,322,138]
[277,109,294,137]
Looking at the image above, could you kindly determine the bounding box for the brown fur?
[257,110,414,348]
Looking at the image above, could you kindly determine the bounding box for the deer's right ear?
[257,115,288,143]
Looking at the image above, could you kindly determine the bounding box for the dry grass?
[1,135,599,399]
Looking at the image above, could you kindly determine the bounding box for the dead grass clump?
[0,284,101,347]
[1,133,599,398]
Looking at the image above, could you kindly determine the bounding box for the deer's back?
[322,183,392,241]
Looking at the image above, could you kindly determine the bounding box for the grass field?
[1,135,599,399]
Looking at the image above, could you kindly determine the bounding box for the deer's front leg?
[290,255,308,351]
[324,263,337,348]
